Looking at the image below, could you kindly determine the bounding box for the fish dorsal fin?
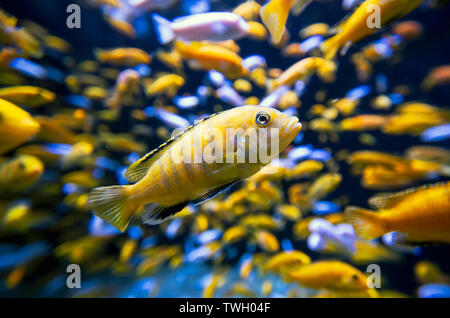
[368,182,445,209]
[124,112,219,183]
[368,191,410,210]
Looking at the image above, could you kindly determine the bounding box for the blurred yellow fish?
[175,41,247,78]
[255,230,280,252]
[0,155,44,195]
[284,260,370,292]
[260,0,313,44]
[271,57,336,90]
[233,1,262,21]
[0,98,40,154]
[95,47,152,66]
[262,250,311,274]
[346,182,450,243]
[145,74,184,97]
[105,69,141,111]
[0,86,55,107]
[414,260,450,284]
[321,0,423,59]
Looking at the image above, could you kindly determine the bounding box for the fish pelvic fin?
[345,206,386,240]
[260,0,294,44]
[88,185,136,232]
[152,13,175,45]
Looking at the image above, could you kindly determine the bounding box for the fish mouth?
[284,116,302,135]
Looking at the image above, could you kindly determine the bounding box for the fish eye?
[255,111,271,127]
[18,161,26,170]
[351,274,359,281]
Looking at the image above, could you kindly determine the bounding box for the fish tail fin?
[320,37,339,60]
[421,76,434,91]
[88,185,136,232]
[266,78,277,92]
[94,48,106,61]
[292,0,313,16]
[441,165,450,177]
[345,206,386,240]
[260,0,293,44]
[152,13,175,45]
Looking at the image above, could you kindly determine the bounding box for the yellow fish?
[175,41,247,78]
[271,57,336,89]
[260,0,313,44]
[0,85,55,107]
[345,182,450,243]
[145,74,184,97]
[255,230,280,252]
[247,21,268,41]
[321,0,423,59]
[105,69,141,111]
[284,260,370,292]
[233,1,262,21]
[0,155,44,195]
[306,173,342,203]
[0,98,40,154]
[88,105,302,231]
[94,47,152,66]
[223,225,247,244]
[262,250,311,274]
[414,260,450,284]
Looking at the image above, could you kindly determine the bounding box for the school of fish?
[0,0,449,298]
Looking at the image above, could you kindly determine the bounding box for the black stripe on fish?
[124,112,220,183]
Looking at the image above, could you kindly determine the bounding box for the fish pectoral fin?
[193,180,240,205]
[141,201,190,225]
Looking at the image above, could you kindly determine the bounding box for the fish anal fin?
[142,201,190,225]
[141,179,239,225]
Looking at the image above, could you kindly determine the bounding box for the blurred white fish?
[152,12,250,44]
[307,219,356,254]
